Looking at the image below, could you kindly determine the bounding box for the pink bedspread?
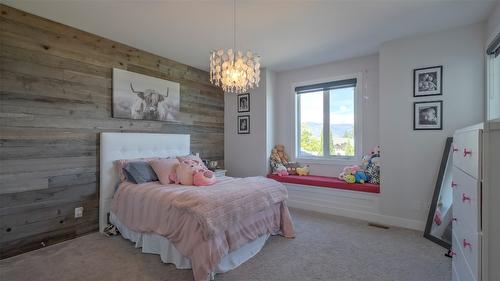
[111,176,295,281]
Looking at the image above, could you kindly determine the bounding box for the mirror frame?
[423,137,453,249]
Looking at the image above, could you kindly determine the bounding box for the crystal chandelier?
[209,0,260,94]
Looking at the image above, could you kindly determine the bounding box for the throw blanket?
[111,176,295,281]
[166,176,288,239]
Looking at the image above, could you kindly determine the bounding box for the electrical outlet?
[74,207,83,218]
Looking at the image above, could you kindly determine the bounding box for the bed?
[99,132,295,281]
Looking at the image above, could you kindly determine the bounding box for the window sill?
[295,157,358,166]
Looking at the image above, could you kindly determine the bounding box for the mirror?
[424,137,453,249]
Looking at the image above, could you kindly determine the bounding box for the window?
[296,78,358,160]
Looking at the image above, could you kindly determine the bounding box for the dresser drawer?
[456,230,481,280]
[452,233,477,281]
[453,129,482,179]
[452,167,480,233]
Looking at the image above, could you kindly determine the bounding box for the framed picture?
[413,66,442,97]
[414,101,443,130]
[237,93,250,112]
[113,68,180,121]
[237,115,250,134]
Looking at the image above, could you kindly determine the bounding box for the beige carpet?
[0,209,450,281]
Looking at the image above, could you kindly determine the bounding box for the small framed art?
[237,93,250,112]
[237,115,250,134]
[414,66,442,97]
[414,101,443,130]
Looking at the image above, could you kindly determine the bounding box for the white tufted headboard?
[99,132,190,232]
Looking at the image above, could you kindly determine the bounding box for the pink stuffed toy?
[193,170,216,186]
[171,158,216,186]
[276,165,289,177]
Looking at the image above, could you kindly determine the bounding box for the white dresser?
[452,121,500,281]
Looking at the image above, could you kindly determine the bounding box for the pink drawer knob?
[462,193,471,203]
[451,181,458,188]
[463,148,472,157]
[450,249,457,256]
[463,239,472,249]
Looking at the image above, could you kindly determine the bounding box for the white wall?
[224,69,275,177]
[266,70,276,167]
[275,54,380,176]
[379,22,485,223]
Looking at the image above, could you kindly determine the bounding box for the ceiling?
[3,0,497,72]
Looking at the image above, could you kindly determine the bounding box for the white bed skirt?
[109,212,269,274]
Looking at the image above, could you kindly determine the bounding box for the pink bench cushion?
[267,174,380,194]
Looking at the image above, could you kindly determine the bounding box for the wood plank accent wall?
[0,5,224,258]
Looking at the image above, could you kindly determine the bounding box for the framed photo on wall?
[414,101,443,130]
[237,93,250,112]
[413,66,442,97]
[237,115,250,134]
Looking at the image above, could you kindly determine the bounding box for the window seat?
[267,174,380,194]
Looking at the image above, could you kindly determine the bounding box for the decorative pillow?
[122,162,158,184]
[150,158,180,185]
[114,157,161,182]
[193,170,216,186]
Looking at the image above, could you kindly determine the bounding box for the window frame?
[486,51,500,121]
[292,73,363,165]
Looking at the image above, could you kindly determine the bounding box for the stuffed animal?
[339,165,362,181]
[270,144,290,165]
[285,162,300,175]
[172,158,215,186]
[366,162,380,184]
[270,144,292,174]
[276,165,289,176]
[361,155,371,170]
[193,170,216,186]
[296,165,310,176]
[270,144,303,174]
[344,174,356,184]
[354,171,368,184]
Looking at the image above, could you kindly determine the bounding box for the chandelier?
[209,0,260,94]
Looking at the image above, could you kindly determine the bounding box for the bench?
[267,174,380,194]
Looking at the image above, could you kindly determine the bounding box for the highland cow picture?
[113,68,180,121]
[413,66,442,97]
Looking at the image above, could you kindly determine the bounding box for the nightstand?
[214,169,227,177]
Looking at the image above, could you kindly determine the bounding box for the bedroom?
[0,1,499,281]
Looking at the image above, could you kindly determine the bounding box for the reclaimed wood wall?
[0,5,224,258]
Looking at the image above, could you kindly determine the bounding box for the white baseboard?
[285,183,425,231]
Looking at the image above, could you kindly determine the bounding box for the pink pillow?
[114,157,161,182]
[193,170,216,186]
[150,158,180,185]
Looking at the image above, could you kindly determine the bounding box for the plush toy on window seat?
[364,146,381,184]
[339,165,370,184]
[339,165,362,183]
[269,144,309,176]
[296,165,310,176]
[354,170,368,184]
